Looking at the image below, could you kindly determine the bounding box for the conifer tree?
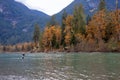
[72,4,86,34]
[33,24,41,47]
[61,10,67,47]
[98,0,106,11]
[86,14,91,25]
[47,15,58,26]
[116,0,118,10]
[52,34,57,48]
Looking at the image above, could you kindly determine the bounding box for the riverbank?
[0,41,120,53]
[1,48,120,54]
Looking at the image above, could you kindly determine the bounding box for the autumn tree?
[103,12,115,42]
[86,9,120,51]
[64,15,75,46]
[110,10,120,42]
[86,10,107,50]
[42,26,61,50]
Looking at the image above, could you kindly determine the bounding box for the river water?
[0,52,120,80]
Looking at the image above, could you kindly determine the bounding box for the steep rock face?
[0,0,50,45]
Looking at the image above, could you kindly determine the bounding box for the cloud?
[15,0,74,16]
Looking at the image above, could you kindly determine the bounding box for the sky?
[15,0,74,16]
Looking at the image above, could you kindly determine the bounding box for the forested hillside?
[0,0,50,45]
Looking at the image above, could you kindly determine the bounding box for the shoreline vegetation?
[0,40,120,53]
[1,0,120,53]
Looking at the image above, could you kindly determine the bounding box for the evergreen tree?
[52,34,56,48]
[72,4,86,34]
[116,0,118,10]
[47,15,58,26]
[86,14,91,25]
[62,10,67,29]
[33,24,41,47]
[70,32,76,45]
[98,0,106,11]
[61,10,67,47]
[51,33,59,49]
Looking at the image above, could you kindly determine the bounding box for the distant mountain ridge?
[0,0,50,45]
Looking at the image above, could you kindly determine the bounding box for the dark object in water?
[22,54,25,56]
[22,53,25,59]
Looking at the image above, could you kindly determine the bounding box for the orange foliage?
[64,15,73,46]
[87,10,107,41]
[110,10,120,41]
[42,26,61,49]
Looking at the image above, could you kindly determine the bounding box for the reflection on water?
[0,52,120,80]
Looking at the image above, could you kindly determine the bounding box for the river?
[0,52,120,80]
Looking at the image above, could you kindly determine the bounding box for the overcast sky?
[15,0,74,16]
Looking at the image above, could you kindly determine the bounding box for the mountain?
[55,0,120,23]
[0,0,120,45]
[0,0,50,45]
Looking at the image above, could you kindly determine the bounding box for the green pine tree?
[72,4,86,34]
[33,24,41,47]
[61,10,67,47]
[70,32,76,45]
[47,15,58,26]
[98,0,106,11]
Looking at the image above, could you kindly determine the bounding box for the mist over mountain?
[0,0,119,45]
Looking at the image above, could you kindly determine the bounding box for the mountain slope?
[55,0,120,23]
[0,0,50,45]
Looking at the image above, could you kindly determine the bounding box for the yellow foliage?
[65,32,71,46]
[63,15,74,46]
[64,15,73,26]
[87,10,110,41]
[42,26,61,49]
